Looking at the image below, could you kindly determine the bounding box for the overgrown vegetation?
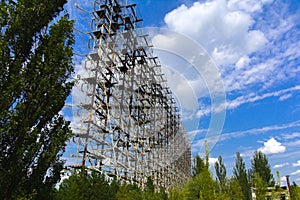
[54,151,300,200]
[54,169,168,200]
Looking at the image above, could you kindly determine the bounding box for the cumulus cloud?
[273,162,289,169]
[160,0,299,97]
[293,160,300,167]
[258,138,286,155]
[164,0,268,66]
[151,28,227,142]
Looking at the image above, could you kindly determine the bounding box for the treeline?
[169,151,300,200]
[54,171,167,200]
[53,151,300,200]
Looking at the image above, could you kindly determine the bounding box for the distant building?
[251,186,290,200]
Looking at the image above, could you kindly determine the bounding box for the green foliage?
[55,170,91,200]
[180,151,277,200]
[233,152,250,200]
[0,0,74,199]
[183,152,223,200]
[145,177,155,194]
[250,151,275,187]
[116,182,129,200]
[227,177,243,200]
[215,155,227,191]
[276,170,281,186]
[55,169,114,200]
[115,180,166,200]
[251,173,268,200]
[194,166,216,200]
[56,172,167,200]
[54,151,288,200]
[168,185,186,200]
[159,187,168,200]
[192,154,206,177]
[109,177,121,199]
[291,182,300,200]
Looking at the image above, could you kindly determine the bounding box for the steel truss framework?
[70,0,191,189]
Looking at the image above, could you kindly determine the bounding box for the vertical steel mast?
[70,0,191,189]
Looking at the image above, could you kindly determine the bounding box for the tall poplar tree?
[233,152,250,200]
[0,0,74,199]
[192,154,206,177]
[250,151,275,187]
[215,155,227,190]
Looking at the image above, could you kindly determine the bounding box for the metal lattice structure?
[70,0,191,189]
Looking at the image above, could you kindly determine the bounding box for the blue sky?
[66,0,300,185]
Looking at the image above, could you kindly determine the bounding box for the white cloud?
[219,120,300,141]
[285,140,300,147]
[219,120,300,142]
[226,85,300,110]
[188,129,207,140]
[151,30,225,97]
[279,93,293,101]
[193,85,300,120]
[291,170,300,176]
[164,0,268,66]
[228,0,273,13]
[161,65,199,110]
[274,162,289,169]
[161,0,299,100]
[258,138,286,155]
[185,85,298,124]
[236,56,250,69]
[293,160,300,167]
[209,157,218,166]
[282,132,300,140]
[240,150,255,158]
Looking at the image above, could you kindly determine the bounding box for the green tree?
[88,170,112,200]
[195,166,217,200]
[0,0,74,199]
[192,154,206,177]
[291,182,300,200]
[142,177,167,200]
[109,177,121,200]
[215,155,227,191]
[126,183,143,200]
[168,185,185,200]
[186,154,218,200]
[55,169,112,200]
[250,151,275,186]
[116,182,129,200]
[145,176,155,194]
[227,177,243,200]
[158,187,168,200]
[251,173,268,200]
[55,170,91,200]
[232,152,250,200]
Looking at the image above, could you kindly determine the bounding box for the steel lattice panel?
[70,0,191,189]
